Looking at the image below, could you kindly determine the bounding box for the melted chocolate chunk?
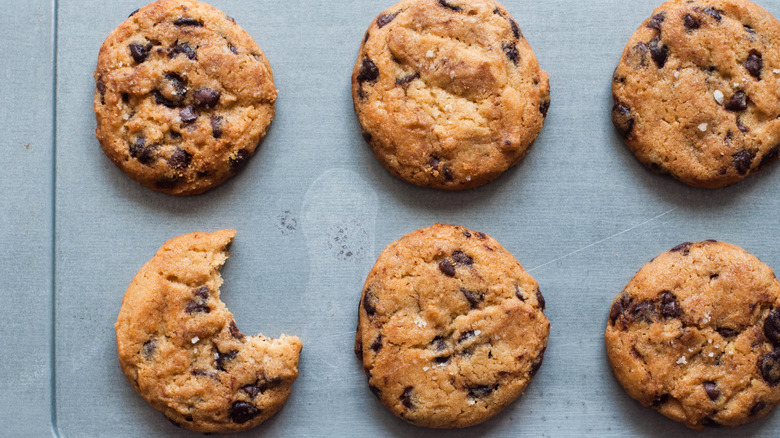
[210,115,223,138]
[703,381,720,400]
[129,137,156,165]
[129,42,152,63]
[670,242,692,255]
[659,291,681,318]
[468,384,497,398]
[610,293,632,324]
[758,145,780,170]
[395,72,420,87]
[400,387,414,409]
[461,289,482,308]
[174,17,203,27]
[540,99,550,117]
[185,286,210,313]
[442,164,454,181]
[229,43,238,54]
[179,106,198,124]
[733,150,755,175]
[433,355,451,364]
[216,350,238,371]
[431,336,447,352]
[647,12,666,30]
[750,401,766,416]
[229,149,250,172]
[229,320,245,340]
[458,330,475,343]
[716,327,737,338]
[377,11,399,28]
[357,58,379,84]
[168,147,192,169]
[170,42,197,60]
[230,401,260,424]
[439,259,456,277]
[515,285,526,301]
[725,91,748,112]
[745,50,763,79]
[192,369,218,380]
[648,37,668,68]
[652,393,670,406]
[765,311,780,346]
[242,384,262,399]
[510,19,521,40]
[683,14,701,32]
[96,79,106,97]
[759,350,780,385]
[193,88,220,108]
[630,301,657,323]
[142,339,157,359]
[156,177,180,189]
[530,347,546,376]
[370,334,383,352]
[452,251,473,265]
[502,43,519,65]
[702,7,723,22]
[612,103,634,138]
[363,289,377,316]
[438,0,461,11]
[536,288,546,310]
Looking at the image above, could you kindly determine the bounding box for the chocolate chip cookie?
[352,0,550,190]
[355,224,550,428]
[612,0,780,188]
[115,230,302,433]
[95,0,277,195]
[605,240,780,430]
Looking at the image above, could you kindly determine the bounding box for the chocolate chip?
[758,145,780,170]
[647,12,665,30]
[154,73,188,108]
[745,50,763,79]
[709,273,719,280]
[515,285,526,301]
[242,384,261,399]
[230,401,260,424]
[193,88,220,108]
[733,150,755,175]
[153,90,178,108]
[179,106,198,124]
[468,384,497,398]
[370,334,382,352]
[142,339,157,359]
[749,401,766,416]
[185,301,209,314]
[652,393,670,406]
[502,43,519,65]
[363,289,377,316]
[463,231,471,238]
[536,288,546,310]
[438,0,461,11]
[96,79,106,97]
[684,14,701,32]
[129,42,152,63]
[229,149,250,173]
[530,347,546,376]
[716,327,737,338]
[670,242,692,255]
[725,91,748,112]
[458,330,475,343]
[737,117,749,133]
[192,369,218,380]
[610,293,631,325]
[377,11,399,28]
[703,381,720,400]
[477,232,487,240]
[210,115,223,138]
[193,286,209,300]
[400,387,414,409]
[442,165,454,181]
[759,350,780,385]
[630,301,657,323]
[395,72,419,87]
[439,259,456,277]
[168,147,191,170]
[744,24,756,34]
[452,251,473,265]
[612,103,634,138]
[174,17,203,27]
[129,8,139,17]
[648,37,668,68]
[659,291,681,318]
[540,99,550,117]
[432,336,447,351]
[170,42,197,60]
[357,58,379,84]
[229,320,245,340]
[429,156,440,170]
[369,385,381,398]
[229,43,238,55]
[461,289,482,308]
[765,311,780,346]
[129,137,156,164]
[702,7,723,22]
[510,20,521,40]
[433,355,451,364]
[216,350,238,371]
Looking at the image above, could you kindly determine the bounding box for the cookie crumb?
[713,90,724,105]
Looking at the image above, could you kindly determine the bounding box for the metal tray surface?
[2,0,780,436]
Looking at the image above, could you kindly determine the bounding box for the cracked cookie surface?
[95,0,276,195]
[355,223,549,428]
[605,240,780,430]
[612,0,780,188]
[115,230,302,433]
[352,0,550,190]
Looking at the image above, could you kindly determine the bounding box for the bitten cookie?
[352,0,550,190]
[94,0,277,195]
[612,0,780,188]
[115,230,302,433]
[605,240,780,430]
[355,224,550,428]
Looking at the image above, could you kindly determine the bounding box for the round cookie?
[355,224,550,428]
[94,0,277,195]
[352,0,550,190]
[611,0,780,188]
[605,240,780,430]
[116,230,302,433]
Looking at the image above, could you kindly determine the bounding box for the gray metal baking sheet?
[2,0,780,435]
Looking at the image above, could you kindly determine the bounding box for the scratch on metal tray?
[528,207,678,273]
